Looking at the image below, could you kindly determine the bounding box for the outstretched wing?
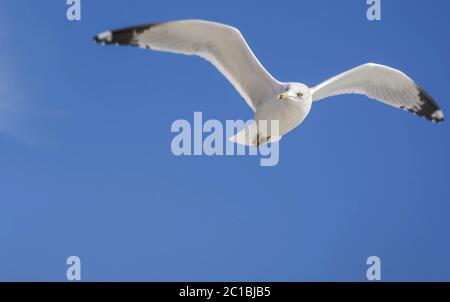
[94,19,281,111]
[311,63,444,123]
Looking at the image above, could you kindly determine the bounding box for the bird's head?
[277,83,310,102]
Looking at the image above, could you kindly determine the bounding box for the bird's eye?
[296,92,303,97]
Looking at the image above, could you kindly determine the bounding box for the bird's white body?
[227,82,313,145]
[254,86,312,141]
[95,19,443,147]
[255,96,312,135]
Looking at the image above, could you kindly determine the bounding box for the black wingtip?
[93,23,161,46]
[414,84,444,123]
[93,31,113,45]
[93,35,102,44]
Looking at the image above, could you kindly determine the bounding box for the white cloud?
[0,50,61,147]
[0,17,34,143]
[0,14,16,136]
[0,13,61,146]
[0,94,19,134]
[0,52,21,137]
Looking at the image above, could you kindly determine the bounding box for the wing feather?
[311,63,444,123]
[94,20,281,111]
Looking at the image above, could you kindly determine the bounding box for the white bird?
[94,19,444,146]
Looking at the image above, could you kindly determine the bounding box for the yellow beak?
[277,92,289,100]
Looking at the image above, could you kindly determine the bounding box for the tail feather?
[229,121,281,147]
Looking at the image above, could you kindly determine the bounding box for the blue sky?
[0,0,449,281]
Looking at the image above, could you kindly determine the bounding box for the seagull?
[94,19,444,146]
